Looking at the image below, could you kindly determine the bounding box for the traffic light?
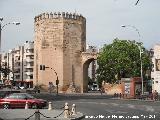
[40,65,45,70]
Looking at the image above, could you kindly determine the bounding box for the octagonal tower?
[33,12,86,93]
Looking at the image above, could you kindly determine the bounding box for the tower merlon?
[34,12,86,22]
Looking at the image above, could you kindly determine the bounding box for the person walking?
[153,90,158,101]
[155,90,159,101]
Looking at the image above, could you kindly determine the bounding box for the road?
[33,92,160,120]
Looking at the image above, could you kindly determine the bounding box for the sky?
[0,0,160,52]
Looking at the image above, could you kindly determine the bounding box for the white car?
[19,86,25,89]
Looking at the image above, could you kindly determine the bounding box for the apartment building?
[151,44,160,93]
[23,41,34,87]
[0,41,34,88]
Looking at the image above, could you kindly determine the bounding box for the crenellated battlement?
[34,12,85,22]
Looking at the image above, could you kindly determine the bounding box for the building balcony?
[14,65,21,69]
[25,71,33,75]
[25,58,34,62]
[14,59,21,63]
[14,53,20,57]
[25,78,33,82]
[14,72,20,75]
[25,65,34,68]
[25,52,34,56]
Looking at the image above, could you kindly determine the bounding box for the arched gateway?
[81,52,97,92]
[33,12,97,93]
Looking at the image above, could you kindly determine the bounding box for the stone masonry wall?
[33,12,86,92]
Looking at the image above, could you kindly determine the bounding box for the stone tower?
[33,12,89,93]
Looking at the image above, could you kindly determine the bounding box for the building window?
[30,75,33,79]
[15,75,20,79]
[155,81,158,83]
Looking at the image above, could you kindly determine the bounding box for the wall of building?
[33,12,86,92]
[151,44,160,93]
[0,41,34,88]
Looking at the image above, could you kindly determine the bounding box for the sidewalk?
[0,109,84,120]
[111,97,160,102]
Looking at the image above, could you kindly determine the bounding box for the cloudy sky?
[0,0,160,52]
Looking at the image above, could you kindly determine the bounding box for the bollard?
[35,110,40,120]
[48,102,52,110]
[64,102,69,118]
[71,104,76,115]
[25,101,29,109]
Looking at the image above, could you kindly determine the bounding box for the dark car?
[0,93,47,109]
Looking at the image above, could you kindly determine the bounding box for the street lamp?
[0,18,20,82]
[121,25,144,95]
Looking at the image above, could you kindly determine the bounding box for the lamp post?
[0,18,20,83]
[121,25,144,95]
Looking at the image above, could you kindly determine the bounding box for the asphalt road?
[33,92,160,120]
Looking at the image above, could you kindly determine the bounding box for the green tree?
[1,67,11,78]
[0,62,11,79]
[97,38,151,85]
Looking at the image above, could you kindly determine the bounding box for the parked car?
[0,93,47,109]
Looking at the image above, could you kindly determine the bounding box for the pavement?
[0,109,84,120]
[111,97,160,102]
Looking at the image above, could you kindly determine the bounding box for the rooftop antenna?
[135,0,140,5]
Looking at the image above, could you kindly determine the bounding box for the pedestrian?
[136,88,141,99]
[100,87,103,95]
[119,93,122,99]
[153,90,157,101]
[136,89,139,99]
[150,91,153,100]
[155,90,158,101]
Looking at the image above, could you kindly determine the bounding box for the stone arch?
[81,52,97,92]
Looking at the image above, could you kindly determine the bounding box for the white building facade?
[0,41,34,88]
[151,44,160,93]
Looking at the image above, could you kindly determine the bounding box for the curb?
[111,98,160,102]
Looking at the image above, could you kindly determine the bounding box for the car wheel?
[31,103,38,109]
[3,104,10,109]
